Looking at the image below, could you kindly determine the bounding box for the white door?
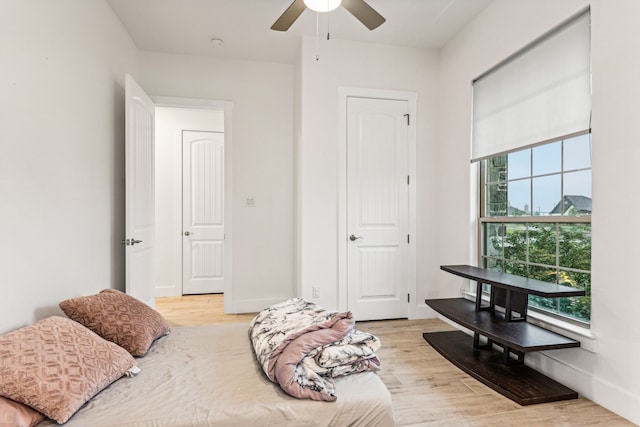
[124,74,155,306]
[182,130,225,294]
[347,97,409,320]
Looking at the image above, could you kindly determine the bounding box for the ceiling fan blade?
[341,0,386,30]
[271,0,307,31]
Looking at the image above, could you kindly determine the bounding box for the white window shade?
[472,11,591,162]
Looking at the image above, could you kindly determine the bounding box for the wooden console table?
[423,264,586,405]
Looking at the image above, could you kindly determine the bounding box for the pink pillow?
[0,316,136,424]
[59,289,170,356]
[0,396,45,427]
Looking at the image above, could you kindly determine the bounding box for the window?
[480,133,592,325]
[472,10,591,326]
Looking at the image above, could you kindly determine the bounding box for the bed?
[0,291,394,426]
[35,322,393,427]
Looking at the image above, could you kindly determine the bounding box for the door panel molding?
[182,131,225,295]
[338,87,417,319]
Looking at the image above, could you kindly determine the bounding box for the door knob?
[184,231,194,236]
[121,238,142,246]
[349,234,363,241]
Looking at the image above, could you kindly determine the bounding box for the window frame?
[477,134,592,328]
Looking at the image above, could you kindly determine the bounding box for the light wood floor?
[156,295,635,427]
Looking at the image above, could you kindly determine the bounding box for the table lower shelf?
[423,330,578,405]
[425,298,580,352]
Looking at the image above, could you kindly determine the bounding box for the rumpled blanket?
[249,298,381,401]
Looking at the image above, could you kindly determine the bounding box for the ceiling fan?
[271,0,386,32]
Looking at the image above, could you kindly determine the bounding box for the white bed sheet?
[39,322,394,427]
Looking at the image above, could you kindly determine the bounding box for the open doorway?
[153,100,233,310]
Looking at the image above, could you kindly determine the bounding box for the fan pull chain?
[315,11,320,61]
[327,7,331,40]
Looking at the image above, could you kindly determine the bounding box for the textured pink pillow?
[59,289,170,356]
[0,396,45,427]
[0,316,136,424]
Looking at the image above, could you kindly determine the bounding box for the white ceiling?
[106,0,493,64]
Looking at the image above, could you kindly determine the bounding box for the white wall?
[297,37,439,315]
[436,0,640,424]
[4,1,639,423]
[0,0,137,333]
[138,52,295,312]
[155,108,225,297]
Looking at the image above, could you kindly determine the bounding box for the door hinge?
[403,113,410,126]
[407,234,410,244]
[407,175,410,185]
[408,293,410,303]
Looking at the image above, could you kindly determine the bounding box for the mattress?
[39,322,394,427]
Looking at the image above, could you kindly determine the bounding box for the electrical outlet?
[245,197,256,207]
[312,287,320,298]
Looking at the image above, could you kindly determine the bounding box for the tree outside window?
[480,134,592,324]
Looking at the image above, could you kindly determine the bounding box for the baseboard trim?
[155,287,181,298]
[411,302,438,319]
[527,351,639,425]
[229,297,289,314]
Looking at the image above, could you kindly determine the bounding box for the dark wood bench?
[423,264,586,405]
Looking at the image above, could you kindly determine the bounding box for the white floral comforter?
[248,298,381,401]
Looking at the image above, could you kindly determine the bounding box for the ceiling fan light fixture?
[271,0,384,32]
[303,0,341,13]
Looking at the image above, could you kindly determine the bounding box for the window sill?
[462,291,597,353]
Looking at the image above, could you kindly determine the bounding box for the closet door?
[346,96,409,321]
[182,130,225,294]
